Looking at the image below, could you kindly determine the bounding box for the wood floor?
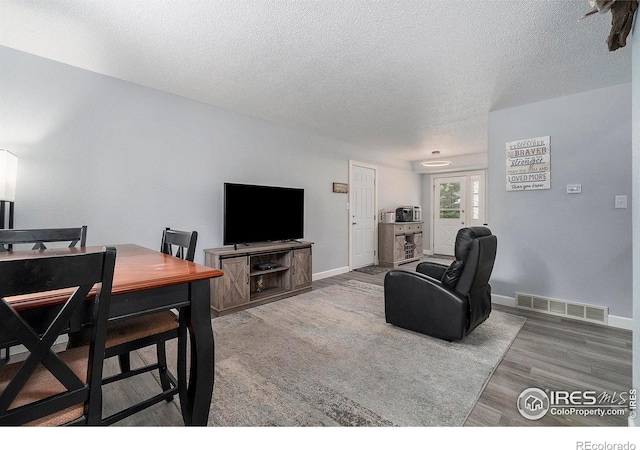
[105,259,632,427]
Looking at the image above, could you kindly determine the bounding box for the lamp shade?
[0,149,18,202]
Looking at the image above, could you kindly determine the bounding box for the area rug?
[142,280,525,426]
[353,265,391,275]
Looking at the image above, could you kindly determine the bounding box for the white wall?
[0,46,422,273]
[488,83,633,319]
[378,164,421,212]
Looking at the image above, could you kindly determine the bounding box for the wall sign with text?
[506,136,550,191]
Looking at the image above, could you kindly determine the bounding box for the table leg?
[181,279,214,426]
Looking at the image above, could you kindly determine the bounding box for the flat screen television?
[224,182,304,246]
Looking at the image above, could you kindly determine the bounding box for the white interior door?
[433,176,467,256]
[351,164,376,269]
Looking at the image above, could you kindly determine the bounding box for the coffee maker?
[412,206,422,221]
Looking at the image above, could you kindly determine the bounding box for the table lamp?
[0,149,18,229]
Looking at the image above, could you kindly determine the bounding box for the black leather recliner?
[384,227,497,341]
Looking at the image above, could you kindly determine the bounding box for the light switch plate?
[615,195,627,209]
[566,184,582,194]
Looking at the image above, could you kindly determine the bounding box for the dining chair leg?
[117,353,131,373]
[177,312,188,407]
[156,343,173,401]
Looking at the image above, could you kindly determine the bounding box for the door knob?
[352,222,357,225]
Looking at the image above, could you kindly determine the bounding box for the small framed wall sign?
[333,182,348,193]
[506,136,550,191]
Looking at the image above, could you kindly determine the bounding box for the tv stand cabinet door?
[292,247,312,290]
[218,255,250,309]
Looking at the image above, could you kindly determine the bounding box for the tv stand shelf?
[251,286,289,303]
[250,265,289,276]
[204,241,313,316]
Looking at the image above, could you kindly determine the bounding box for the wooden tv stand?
[204,241,313,316]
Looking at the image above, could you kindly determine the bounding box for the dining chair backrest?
[0,226,87,252]
[161,228,197,262]
[0,247,116,426]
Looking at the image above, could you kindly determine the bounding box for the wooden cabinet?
[218,255,250,309]
[378,222,423,267]
[292,247,312,289]
[204,241,313,316]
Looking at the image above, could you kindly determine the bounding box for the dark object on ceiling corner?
[607,0,638,51]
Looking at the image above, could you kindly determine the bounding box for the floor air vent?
[515,292,608,325]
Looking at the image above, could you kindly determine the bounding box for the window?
[472,180,480,221]
[439,182,461,219]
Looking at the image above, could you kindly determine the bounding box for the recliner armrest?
[416,261,448,280]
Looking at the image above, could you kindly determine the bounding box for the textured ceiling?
[0,0,633,166]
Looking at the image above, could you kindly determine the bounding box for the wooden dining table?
[0,243,224,426]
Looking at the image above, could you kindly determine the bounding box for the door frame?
[348,160,378,270]
[430,170,487,256]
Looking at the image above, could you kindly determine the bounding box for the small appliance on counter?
[395,206,422,222]
[412,206,422,221]
[380,210,396,223]
[395,207,413,222]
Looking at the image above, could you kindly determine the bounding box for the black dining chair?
[0,226,87,252]
[85,228,198,425]
[0,247,116,426]
[0,226,88,365]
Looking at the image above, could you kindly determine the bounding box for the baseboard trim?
[313,266,350,281]
[491,294,632,331]
[608,315,633,331]
[491,294,516,307]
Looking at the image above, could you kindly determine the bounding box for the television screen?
[224,183,304,245]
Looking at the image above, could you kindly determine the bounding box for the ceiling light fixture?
[420,160,451,167]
